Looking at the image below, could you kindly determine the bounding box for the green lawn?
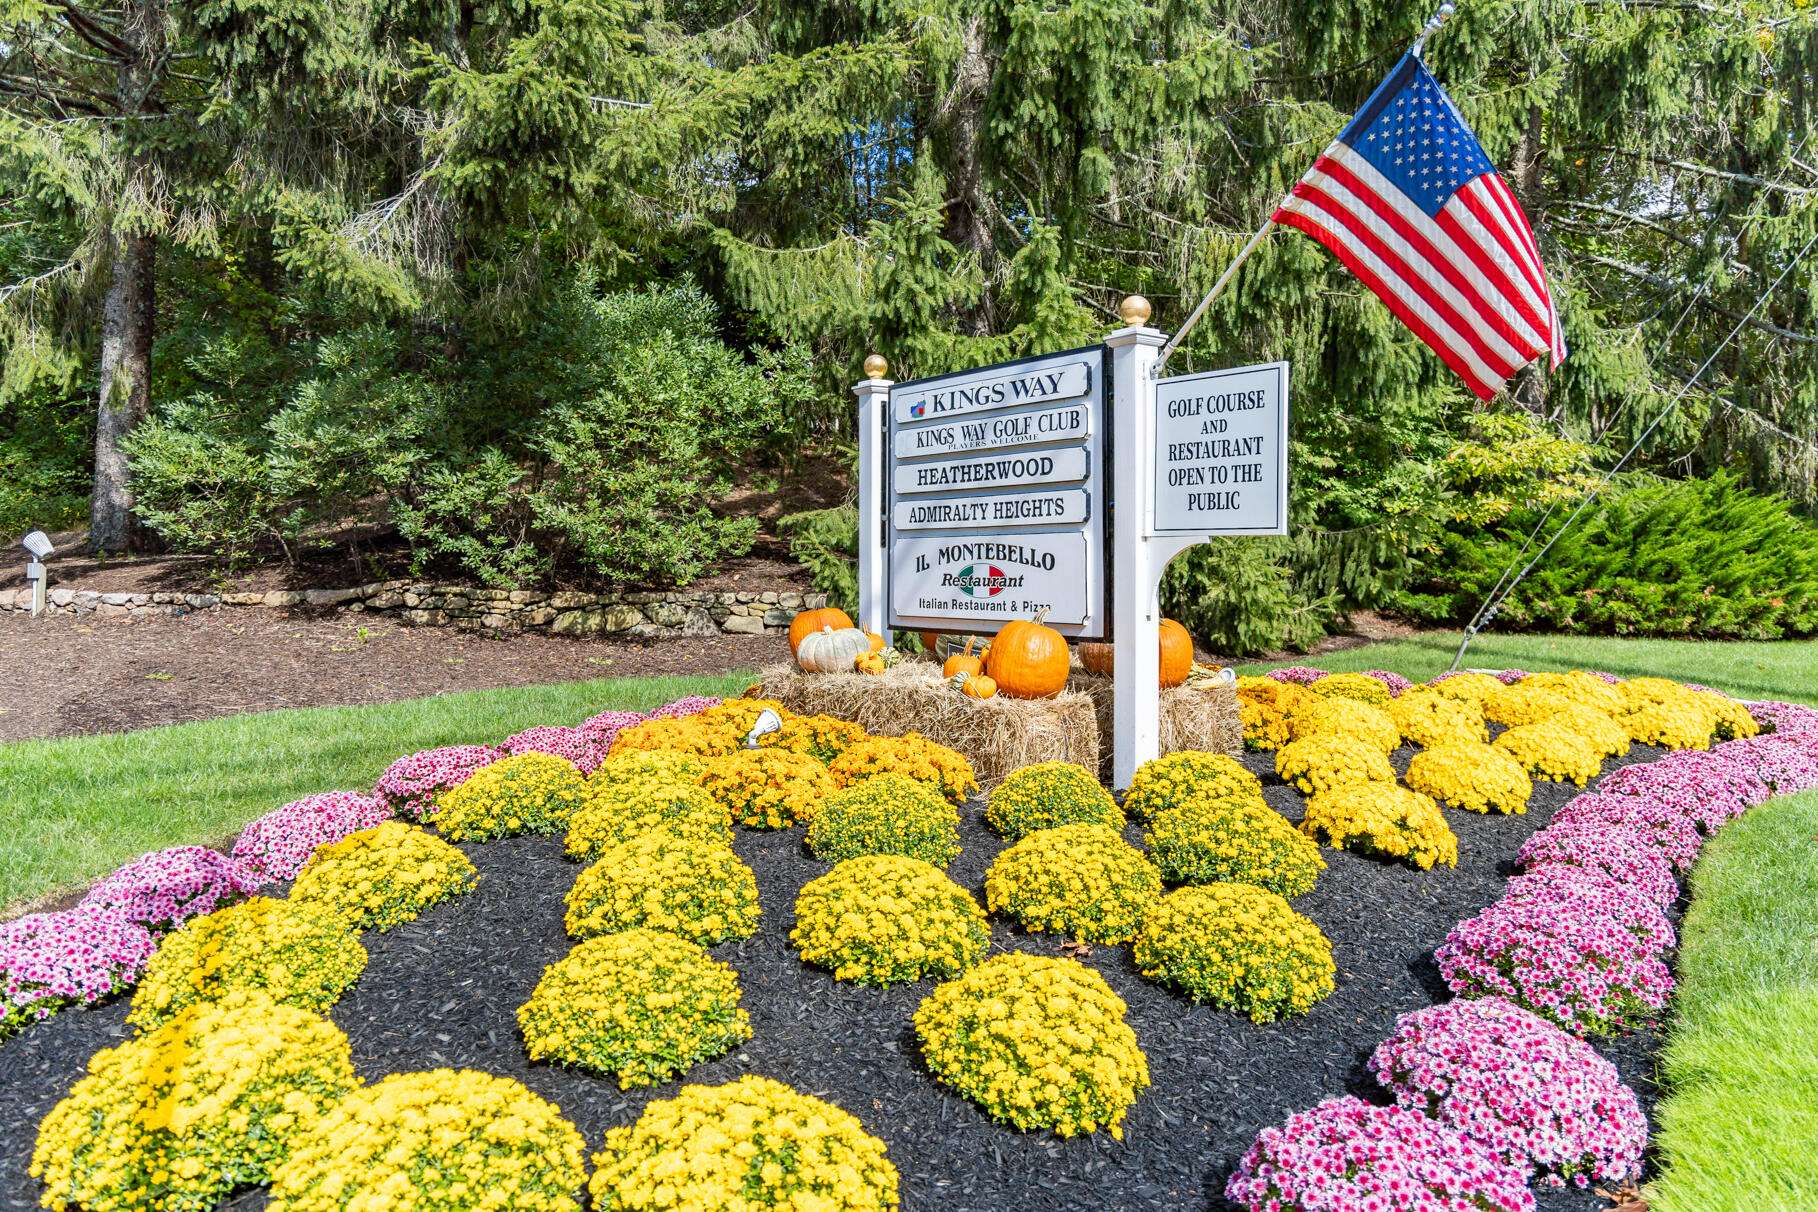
[1647,790,1818,1211]
[0,673,749,915]
[1239,631,1818,706]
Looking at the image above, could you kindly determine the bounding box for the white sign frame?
[1149,361,1289,537]
[882,345,1112,640]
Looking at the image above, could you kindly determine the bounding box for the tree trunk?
[1507,103,1549,416]
[937,14,994,336]
[90,221,156,553]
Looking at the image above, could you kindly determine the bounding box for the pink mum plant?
[1548,792,1702,874]
[1499,865,1675,954]
[501,725,603,776]
[1,905,156,1038]
[1597,752,1768,834]
[1712,734,1818,796]
[82,846,265,936]
[1435,897,1673,1037]
[1263,666,1327,686]
[1359,669,1413,697]
[1370,997,1647,1190]
[231,791,391,881]
[1516,820,1680,908]
[1749,698,1818,739]
[647,695,722,720]
[1225,1094,1534,1212]
[375,744,501,821]
[580,709,645,753]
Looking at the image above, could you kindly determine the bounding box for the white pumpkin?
[797,625,872,673]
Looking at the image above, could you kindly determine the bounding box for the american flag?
[1273,52,1567,400]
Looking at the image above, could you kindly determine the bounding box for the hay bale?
[1068,671,1244,782]
[757,664,1099,791]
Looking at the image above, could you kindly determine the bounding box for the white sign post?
[853,299,1288,789]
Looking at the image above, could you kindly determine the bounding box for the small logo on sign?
[910,399,928,418]
[948,564,1015,597]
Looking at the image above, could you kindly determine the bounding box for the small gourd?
[985,609,1071,699]
[854,651,888,675]
[942,637,983,680]
[797,625,872,673]
[957,672,998,700]
[865,630,886,654]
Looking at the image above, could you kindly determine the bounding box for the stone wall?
[0,580,827,637]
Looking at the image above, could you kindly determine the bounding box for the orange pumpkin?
[1075,619,1195,687]
[985,609,1071,699]
[789,607,855,654]
[962,673,998,700]
[918,630,943,653]
[942,637,983,681]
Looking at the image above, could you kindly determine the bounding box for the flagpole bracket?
[1411,1,1457,57]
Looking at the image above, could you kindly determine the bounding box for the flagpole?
[1152,2,1460,378]
[1152,218,1276,377]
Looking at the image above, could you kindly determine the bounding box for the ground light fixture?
[21,530,52,618]
[743,707,784,748]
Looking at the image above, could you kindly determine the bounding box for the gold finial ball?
[863,353,888,379]
[1118,295,1153,326]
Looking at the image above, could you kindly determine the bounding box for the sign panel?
[1150,361,1289,536]
[893,403,1091,460]
[894,447,1088,496]
[885,346,1109,638]
[893,362,1091,425]
[894,490,1089,531]
[889,533,1091,627]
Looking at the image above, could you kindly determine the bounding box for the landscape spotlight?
[743,707,784,748]
[20,530,52,618]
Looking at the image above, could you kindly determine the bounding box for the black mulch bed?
[0,746,1674,1212]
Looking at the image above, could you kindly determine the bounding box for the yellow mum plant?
[268,1069,587,1212]
[828,733,979,805]
[1287,697,1400,754]
[1619,698,1717,750]
[565,833,761,945]
[914,953,1150,1139]
[758,712,870,764]
[609,699,795,759]
[985,761,1121,840]
[1386,688,1486,749]
[130,897,366,1030]
[1309,671,1393,706]
[1553,704,1631,758]
[792,855,989,986]
[700,747,835,828]
[1133,883,1335,1022]
[1619,676,1695,711]
[1482,683,1576,728]
[1301,784,1458,869]
[588,750,707,791]
[516,929,750,1088]
[1235,676,1308,750]
[806,772,963,868]
[1698,690,1760,741]
[590,1076,899,1212]
[983,823,1163,944]
[1404,741,1532,814]
[1143,798,1324,897]
[1124,750,1265,821]
[1493,721,1604,784]
[289,822,478,931]
[435,751,588,841]
[1519,671,1627,716]
[565,783,732,860]
[31,991,358,1212]
[1274,734,1395,796]
[1427,672,1505,705]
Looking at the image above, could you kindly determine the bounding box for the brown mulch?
[0,610,787,743]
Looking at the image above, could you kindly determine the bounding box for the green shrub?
[1404,471,1818,640]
